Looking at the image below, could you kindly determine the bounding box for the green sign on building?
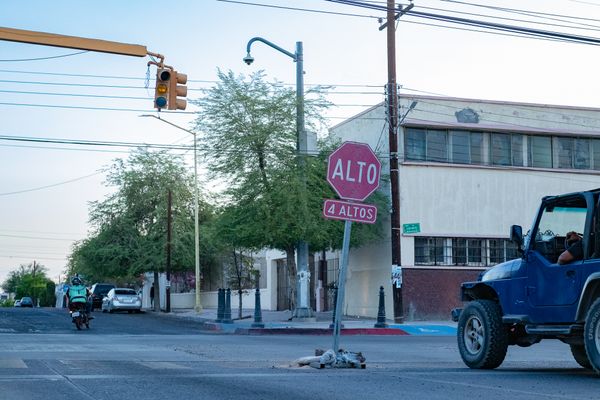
[402,223,421,234]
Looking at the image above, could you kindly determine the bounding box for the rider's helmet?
[71,276,82,286]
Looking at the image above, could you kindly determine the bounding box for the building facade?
[328,95,600,320]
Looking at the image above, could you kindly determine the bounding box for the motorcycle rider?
[65,275,93,320]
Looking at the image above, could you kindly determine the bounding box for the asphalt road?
[2,307,600,400]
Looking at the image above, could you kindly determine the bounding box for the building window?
[491,133,511,166]
[593,140,600,170]
[427,129,448,162]
[575,138,591,169]
[404,126,600,172]
[414,237,517,267]
[405,128,426,161]
[450,130,470,164]
[528,135,553,168]
[512,134,524,166]
[414,237,445,265]
[556,137,573,169]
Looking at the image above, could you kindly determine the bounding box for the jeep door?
[526,194,590,322]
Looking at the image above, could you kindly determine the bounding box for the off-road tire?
[457,299,508,369]
[570,344,591,369]
[584,298,600,374]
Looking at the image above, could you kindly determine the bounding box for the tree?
[67,148,219,298]
[194,70,388,310]
[1,262,56,307]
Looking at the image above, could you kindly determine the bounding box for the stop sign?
[327,141,381,201]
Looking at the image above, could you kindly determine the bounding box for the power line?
[0,171,104,196]
[325,0,600,45]
[0,101,196,114]
[0,50,89,62]
[0,134,193,150]
[216,0,380,18]
[0,233,79,241]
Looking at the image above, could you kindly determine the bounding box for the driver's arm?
[558,249,575,265]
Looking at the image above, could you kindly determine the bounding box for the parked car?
[101,288,142,313]
[90,283,115,311]
[19,297,33,307]
[13,300,21,307]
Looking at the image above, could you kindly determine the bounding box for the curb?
[199,323,409,336]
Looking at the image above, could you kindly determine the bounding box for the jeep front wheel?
[457,300,508,369]
[584,298,600,373]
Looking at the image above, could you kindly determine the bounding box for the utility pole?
[166,189,172,313]
[385,0,413,323]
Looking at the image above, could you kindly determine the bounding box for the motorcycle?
[70,302,90,330]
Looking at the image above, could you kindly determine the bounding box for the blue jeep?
[454,188,600,372]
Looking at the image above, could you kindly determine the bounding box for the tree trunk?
[153,271,160,312]
[285,246,297,311]
[238,289,243,319]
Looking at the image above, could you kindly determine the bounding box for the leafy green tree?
[67,148,219,301]
[194,70,388,309]
[1,263,55,307]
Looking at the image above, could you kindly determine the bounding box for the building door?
[276,259,290,311]
[325,258,340,311]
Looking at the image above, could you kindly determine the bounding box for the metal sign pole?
[333,220,352,353]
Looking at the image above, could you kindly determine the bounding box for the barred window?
[415,237,518,267]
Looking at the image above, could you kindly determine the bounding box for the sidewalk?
[156,308,457,336]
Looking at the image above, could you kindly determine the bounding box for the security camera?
[243,54,254,65]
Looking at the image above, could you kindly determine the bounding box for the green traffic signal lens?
[155,96,167,108]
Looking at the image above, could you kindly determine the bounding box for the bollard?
[216,288,224,323]
[223,288,233,324]
[251,287,264,328]
[374,286,389,328]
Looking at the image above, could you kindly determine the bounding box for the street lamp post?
[140,114,202,312]
[244,37,313,319]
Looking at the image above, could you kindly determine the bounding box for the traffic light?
[154,68,171,110]
[168,70,187,110]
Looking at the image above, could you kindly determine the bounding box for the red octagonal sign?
[327,141,381,201]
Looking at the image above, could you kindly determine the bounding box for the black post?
[251,287,264,328]
[223,288,233,324]
[216,288,224,323]
[374,286,389,328]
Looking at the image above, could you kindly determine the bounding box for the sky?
[2,0,600,287]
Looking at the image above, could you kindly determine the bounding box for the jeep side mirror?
[510,224,523,248]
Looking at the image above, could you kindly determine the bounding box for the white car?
[101,288,142,313]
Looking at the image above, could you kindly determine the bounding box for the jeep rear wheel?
[457,300,508,369]
[584,298,600,374]
[570,344,592,369]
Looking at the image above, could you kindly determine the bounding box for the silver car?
[101,288,142,313]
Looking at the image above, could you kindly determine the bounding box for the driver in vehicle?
[558,231,584,265]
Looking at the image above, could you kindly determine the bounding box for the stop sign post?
[324,141,381,353]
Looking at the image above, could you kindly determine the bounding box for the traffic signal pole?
[0,26,150,58]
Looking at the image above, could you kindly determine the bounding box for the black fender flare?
[576,272,600,322]
[461,282,500,303]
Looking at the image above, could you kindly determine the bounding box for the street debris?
[294,348,366,369]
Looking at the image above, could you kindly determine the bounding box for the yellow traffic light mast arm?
[0,26,159,59]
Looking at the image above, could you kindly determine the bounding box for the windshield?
[533,198,587,263]
[537,206,586,239]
